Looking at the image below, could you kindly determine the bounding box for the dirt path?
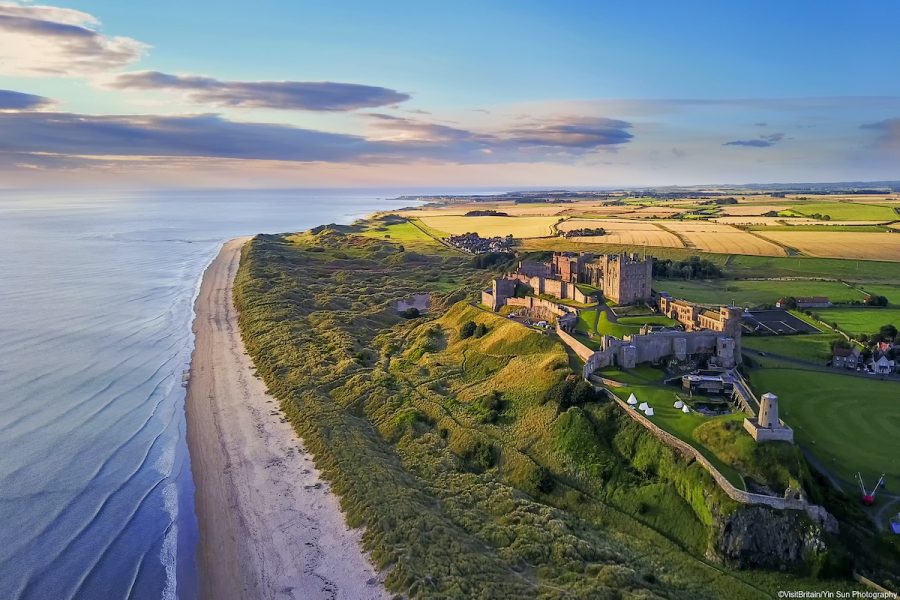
[185,238,387,600]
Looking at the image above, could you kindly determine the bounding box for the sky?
[1,0,899,189]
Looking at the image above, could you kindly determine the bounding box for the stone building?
[599,253,653,304]
[744,392,794,443]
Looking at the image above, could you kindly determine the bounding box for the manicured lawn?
[654,278,866,307]
[810,307,900,336]
[611,385,747,489]
[617,315,680,327]
[742,333,842,363]
[747,364,900,492]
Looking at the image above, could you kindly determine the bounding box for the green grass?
[655,278,866,307]
[747,364,900,492]
[610,385,747,489]
[617,315,681,327]
[783,202,898,221]
[742,333,842,363]
[809,307,900,336]
[358,216,443,249]
[728,254,900,282]
[858,284,900,305]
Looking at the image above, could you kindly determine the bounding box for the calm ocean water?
[0,189,420,600]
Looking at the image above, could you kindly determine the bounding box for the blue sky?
[1,0,899,188]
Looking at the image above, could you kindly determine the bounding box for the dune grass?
[233,229,858,598]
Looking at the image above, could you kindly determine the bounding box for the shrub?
[474,323,489,338]
[460,320,477,339]
[401,307,421,319]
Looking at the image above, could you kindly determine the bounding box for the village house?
[775,296,831,309]
[868,352,897,375]
[831,346,862,370]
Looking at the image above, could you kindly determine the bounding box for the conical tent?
[638,402,649,411]
[644,407,654,416]
[674,400,684,409]
[627,393,638,405]
[681,405,690,413]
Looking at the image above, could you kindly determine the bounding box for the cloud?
[0,1,147,75]
[0,111,386,162]
[0,89,52,110]
[108,71,410,111]
[861,118,900,151]
[724,132,785,148]
[366,113,633,151]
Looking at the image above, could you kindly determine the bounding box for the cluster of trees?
[562,227,606,238]
[807,213,833,221]
[542,377,604,413]
[401,307,421,319]
[464,209,509,217]
[459,320,489,339]
[472,251,515,269]
[864,294,889,307]
[860,324,898,345]
[652,256,723,280]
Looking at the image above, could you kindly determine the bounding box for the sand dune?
[186,238,386,600]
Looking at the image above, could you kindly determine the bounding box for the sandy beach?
[185,238,387,600]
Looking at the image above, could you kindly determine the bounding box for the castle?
[658,294,744,356]
[491,251,652,307]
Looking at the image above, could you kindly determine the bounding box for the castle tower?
[758,392,779,429]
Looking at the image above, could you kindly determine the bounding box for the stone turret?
[744,392,794,443]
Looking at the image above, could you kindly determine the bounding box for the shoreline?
[185,237,387,600]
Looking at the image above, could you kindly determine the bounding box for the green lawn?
[610,385,747,489]
[747,364,900,492]
[617,315,680,327]
[782,202,898,221]
[742,333,842,363]
[655,278,866,307]
[810,307,900,336]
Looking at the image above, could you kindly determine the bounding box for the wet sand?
[185,238,387,600]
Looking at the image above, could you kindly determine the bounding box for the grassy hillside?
[234,227,873,597]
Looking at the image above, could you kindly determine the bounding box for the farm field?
[808,307,900,336]
[782,202,898,221]
[655,220,787,256]
[417,214,558,238]
[653,278,866,307]
[728,254,900,282]
[858,284,900,304]
[742,333,842,363]
[755,231,900,261]
[359,218,441,249]
[747,365,900,492]
[558,218,685,248]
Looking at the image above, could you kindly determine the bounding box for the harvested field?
[557,218,684,248]
[755,231,900,261]
[417,214,558,238]
[656,221,786,256]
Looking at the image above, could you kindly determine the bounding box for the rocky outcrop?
[711,505,828,570]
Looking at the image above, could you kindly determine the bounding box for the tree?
[474,323,488,338]
[878,324,897,341]
[865,294,888,307]
[781,297,798,310]
[459,320,477,339]
[401,307,420,319]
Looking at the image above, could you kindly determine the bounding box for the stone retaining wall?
[605,390,836,530]
[555,325,595,361]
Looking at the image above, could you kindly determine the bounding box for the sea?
[0,189,431,600]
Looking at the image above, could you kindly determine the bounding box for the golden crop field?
[714,216,889,227]
[657,220,787,256]
[417,214,559,238]
[756,231,900,261]
[558,218,684,248]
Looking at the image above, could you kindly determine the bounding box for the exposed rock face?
[712,505,827,570]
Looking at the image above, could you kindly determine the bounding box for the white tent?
[644,407,655,416]
[674,400,684,409]
[627,393,638,405]
[681,405,691,414]
[638,402,649,411]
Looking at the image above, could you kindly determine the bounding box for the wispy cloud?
[108,71,410,111]
[724,132,785,148]
[0,1,147,75]
[0,89,52,110]
[861,118,900,152]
